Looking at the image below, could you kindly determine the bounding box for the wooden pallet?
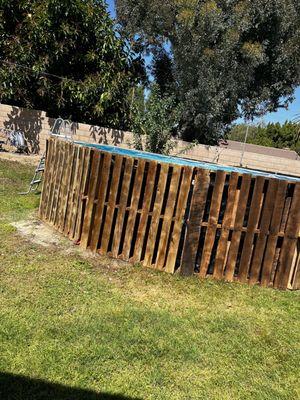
[181,171,300,289]
[39,138,300,289]
[39,138,193,274]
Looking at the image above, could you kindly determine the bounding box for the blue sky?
[106,0,299,124]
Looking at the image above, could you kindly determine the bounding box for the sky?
[106,0,300,124]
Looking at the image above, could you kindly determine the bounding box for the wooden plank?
[60,144,79,233]
[280,197,292,232]
[155,165,182,270]
[224,174,251,281]
[292,247,300,290]
[274,183,300,289]
[99,155,123,253]
[260,180,288,287]
[38,139,51,219]
[49,140,66,225]
[198,170,226,278]
[56,142,73,231]
[131,161,157,262]
[38,139,50,219]
[66,145,84,237]
[53,141,69,228]
[80,151,101,248]
[72,147,92,241]
[180,168,210,276]
[165,166,193,273]
[89,152,112,252]
[111,157,134,258]
[248,179,278,285]
[288,248,298,289]
[44,139,58,221]
[213,172,239,279]
[42,138,54,221]
[238,176,265,283]
[122,159,146,260]
[63,145,79,235]
[143,163,170,267]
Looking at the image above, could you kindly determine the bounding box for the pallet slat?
[57,142,74,232]
[143,163,169,267]
[213,172,239,279]
[274,183,300,289]
[111,157,134,258]
[132,161,157,262]
[99,155,123,253]
[38,139,52,219]
[122,159,146,260]
[238,176,265,283]
[81,151,101,248]
[63,145,79,236]
[73,147,92,241]
[224,174,252,281]
[260,180,288,287]
[49,140,66,224]
[165,166,193,273]
[44,139,59,221]
[249,179,278,285]
[155,165,182,270]
[199,170,226,278]
[89,152,112,252]
[180,169,210,276]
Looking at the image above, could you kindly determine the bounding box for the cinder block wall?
[1,103,299,177]
[0,103,133,154]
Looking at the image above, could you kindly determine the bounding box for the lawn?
[0,157,299,400]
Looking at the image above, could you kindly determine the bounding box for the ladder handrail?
[50,118,73,141]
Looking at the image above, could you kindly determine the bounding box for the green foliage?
[228,122,300,153]
[131,85,178,154]
[116,0,300,143]
[152,50,175,96]
[0,0,143,129]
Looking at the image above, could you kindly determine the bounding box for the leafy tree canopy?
[116,0,300,143]
[0,0,144,129]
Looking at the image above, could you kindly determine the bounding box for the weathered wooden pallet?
[39,138,300,290]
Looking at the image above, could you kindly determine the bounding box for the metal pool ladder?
[20,118,73,195]
[20,154,45,194]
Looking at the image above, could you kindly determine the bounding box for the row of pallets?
[39,138,300,290]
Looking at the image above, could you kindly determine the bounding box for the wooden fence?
[39,138,300,290]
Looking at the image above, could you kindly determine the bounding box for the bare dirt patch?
[11,217,128,272]
[12,218,67,248]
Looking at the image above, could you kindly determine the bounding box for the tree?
[0,0,144,129]
[131,84,178,154]
[152,50,175,96]
[116,0,300,143]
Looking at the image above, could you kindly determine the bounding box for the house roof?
[219,140,300,160]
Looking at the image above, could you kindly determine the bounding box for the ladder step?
[21,153,45,195]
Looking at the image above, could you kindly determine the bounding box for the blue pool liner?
[75,141,300,183]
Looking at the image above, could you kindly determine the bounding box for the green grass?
[0,158,299,400]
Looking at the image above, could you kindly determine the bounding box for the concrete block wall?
[1,103,299,177]
[0,103,133,154]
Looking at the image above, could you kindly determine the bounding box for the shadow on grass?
[0,372,142,400]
